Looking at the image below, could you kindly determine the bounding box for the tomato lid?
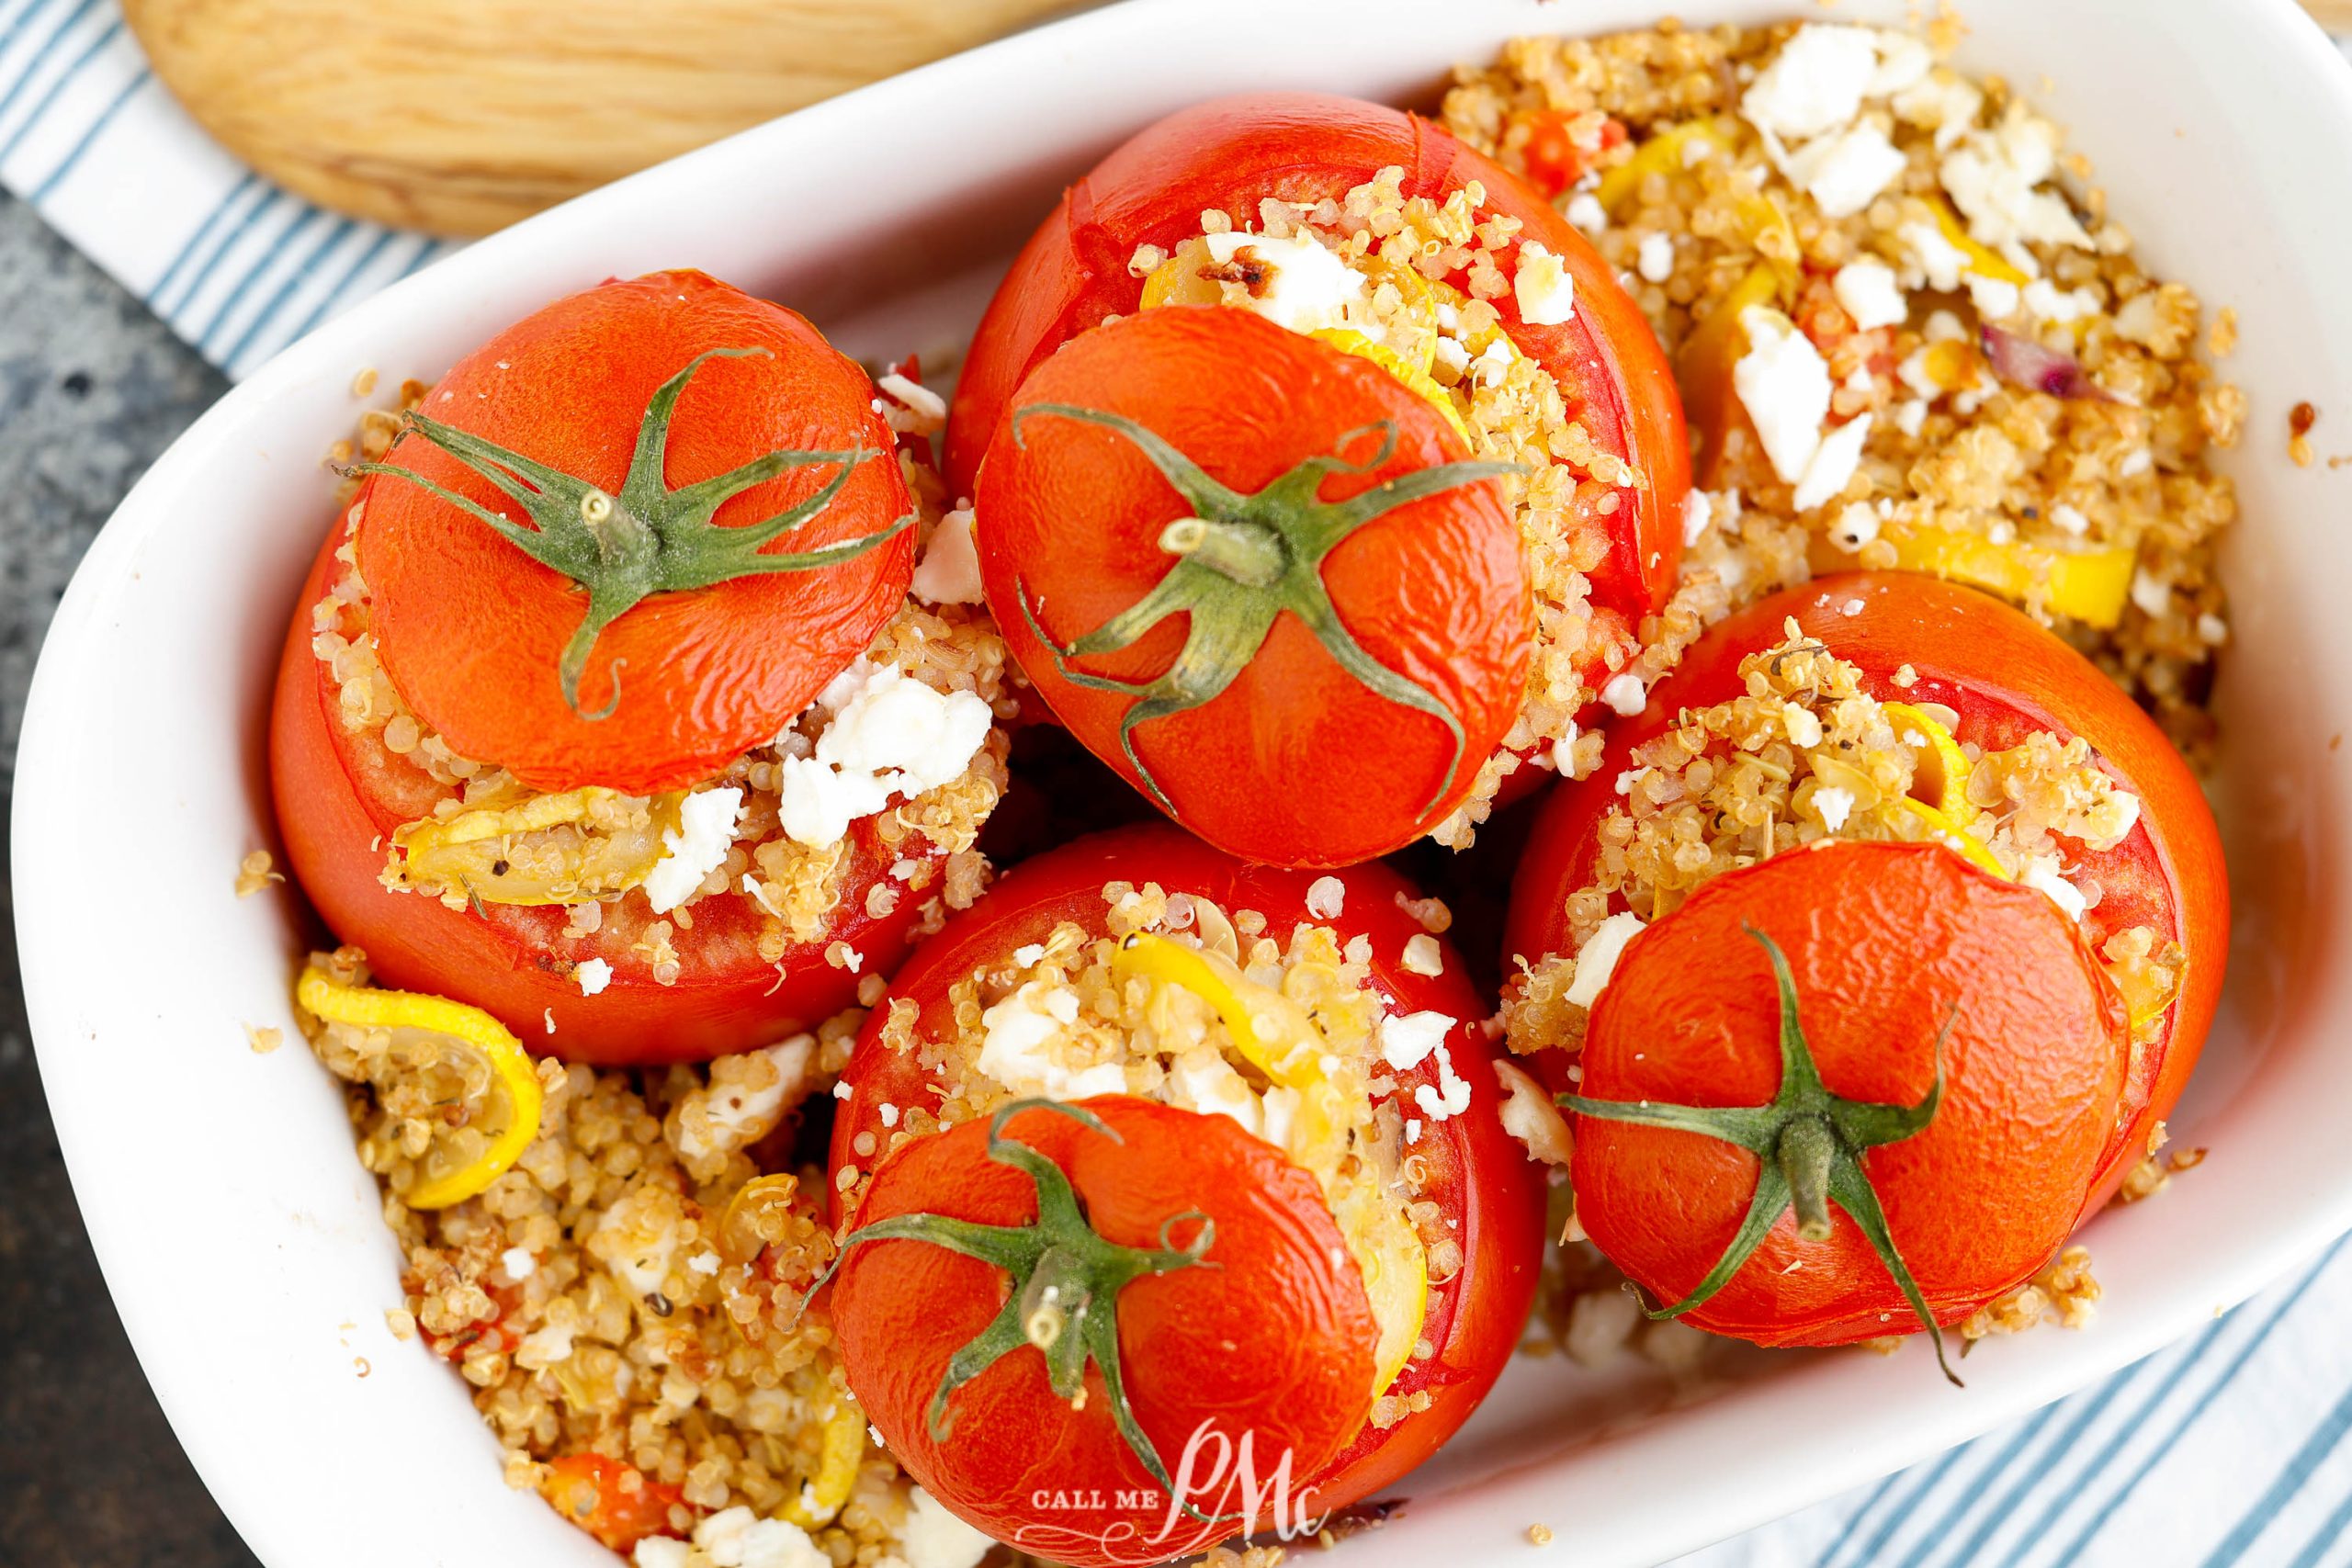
[356,270,915,795]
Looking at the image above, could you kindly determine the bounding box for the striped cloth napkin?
[9,5,2352,1565]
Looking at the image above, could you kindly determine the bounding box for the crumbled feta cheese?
[776,663,992,850]
[900,1488,996,1568]
[1897,218,1971,293]
[1474,336,1517,389]
[876,373,947,436]
[1402,933,1444,977]
[677,1036,815,1159]
[911,504,984,604]
[1566,912,1646,1009]
[2198,614,2229,646]
[1741,25,1881,141]
[1792,412,1871,513]
[1549,720,1581,773]
[1566,192,1608,234]
[688,1251,720,1275]
[1966,273,2022,321]
[2051,502,2090,536]
[2131,569,2173,619]
[1939,109,2092,252]
[1894,398,1929,437]
[1785,123,1907,219]
[1681,488,1714,546]
[1833,258,1907,331]
[694,1506,828,1568]
[516,1321,576,1369]
[1782,702,1826,750]
[1894,71,1985,152]
[501,1247,536,1280]
[1600,672,1647,716]
[634,1538,692,1568]
[1201,231,1365,335]
[1734,309,1833,483]
[1404,1117,1423,1145]
[2119,447,2154,479]
[1829,501,1881,552]
[1514,243,1577,325]
[1867,31,1934,96]
[1169,1053,1265,1137]
[1413,1041,1473,1122]
[1305,875,1346,920]
[642,787,744,914]
[574,957,614,997]
[1432,333,1473,379]
[1636,232,1675,283]
[2022,855,2088,921]
[2022,280,2098,324]
[1493,1057,1573,1166]
[1814,784,1858,830]
[978,981,1125,1100]
[1379,1010,1457,1072]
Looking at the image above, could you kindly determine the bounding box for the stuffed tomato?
[1500,573,2225,1368]
[820,823,1548,1562]
[950,91,1690,865]
[272,271,1011,1065]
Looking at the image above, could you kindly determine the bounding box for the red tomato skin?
[978,308,1529,868]
[944,91,1688,628]
[359,270,915,797]
[830,823,1547,1523]
[269,527,939,1066]
[1505,573,2229,1211]
[1575,841,2129,1347]
[832,1097,1377,1565]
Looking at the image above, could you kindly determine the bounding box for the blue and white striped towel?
[10,4,2352,1565]
[0,0,456,378]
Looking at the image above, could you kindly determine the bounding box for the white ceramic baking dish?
[18,0,2352,1562]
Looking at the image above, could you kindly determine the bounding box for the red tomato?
[1572,840,2132,1349]
[826,824,1547,1559]
[944,92,1689,790]
[269,273,953,1064]
[977,308,1529,866]
[1506,573,2229,1212]
[539,1454,685,1551]
[1507,109,1629,199]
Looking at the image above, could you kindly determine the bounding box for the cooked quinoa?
[839,879,1456,1427]
[1443,17,2239,758]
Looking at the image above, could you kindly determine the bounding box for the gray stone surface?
[0,189,256,1567]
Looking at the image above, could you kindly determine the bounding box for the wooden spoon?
[123,0,1086,236]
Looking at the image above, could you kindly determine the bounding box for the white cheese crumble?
[1681,488,1714,546]
[1833,258,1907,331]
[2051,502,2090,536]
[1814,785,1857,831]
[1413,1041,1473,1122]
[1636,231,1675,283]
[1203,231,1365,336]
[691,1506,828,1568]
[1734,309,1833,483]
[1600,671,1647,716]
[1897,217,1971,293]
[2130,569,2173,619]
[1378,1010,1457,1072]
[1401,932,1445,977]
[1566,911,1647,1009]
[574,957,614,997]
[642,787,744,914]
[1305,875,1347,920]
[2022,855,2088,921]
[978,981,1125,1100]
[500,1247,536,1280]
[1514,242,1577,325]
[775,663,992,850]
[1566,192,1609,234]
[1784,122,1907,219]
[1493,1057,1573,1166]
[676,1036,815,1160]
[1792,412,1872,513]
[910,504,984,605]
[1939,108,2092,252]
[1894,398,1929,437]
[1829,501,1881,551]
[900,1488,997,1568]
[1740,25,1882,141]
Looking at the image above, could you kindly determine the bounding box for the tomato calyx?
[1564,921,1962,1383]
[353,346,912,720]
[1008,402,1519,818]
[813,1098,1223,1510]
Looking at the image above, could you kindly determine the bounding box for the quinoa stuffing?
[1444,16,2240,757]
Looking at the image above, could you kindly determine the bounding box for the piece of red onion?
[1981,324,2114,401]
